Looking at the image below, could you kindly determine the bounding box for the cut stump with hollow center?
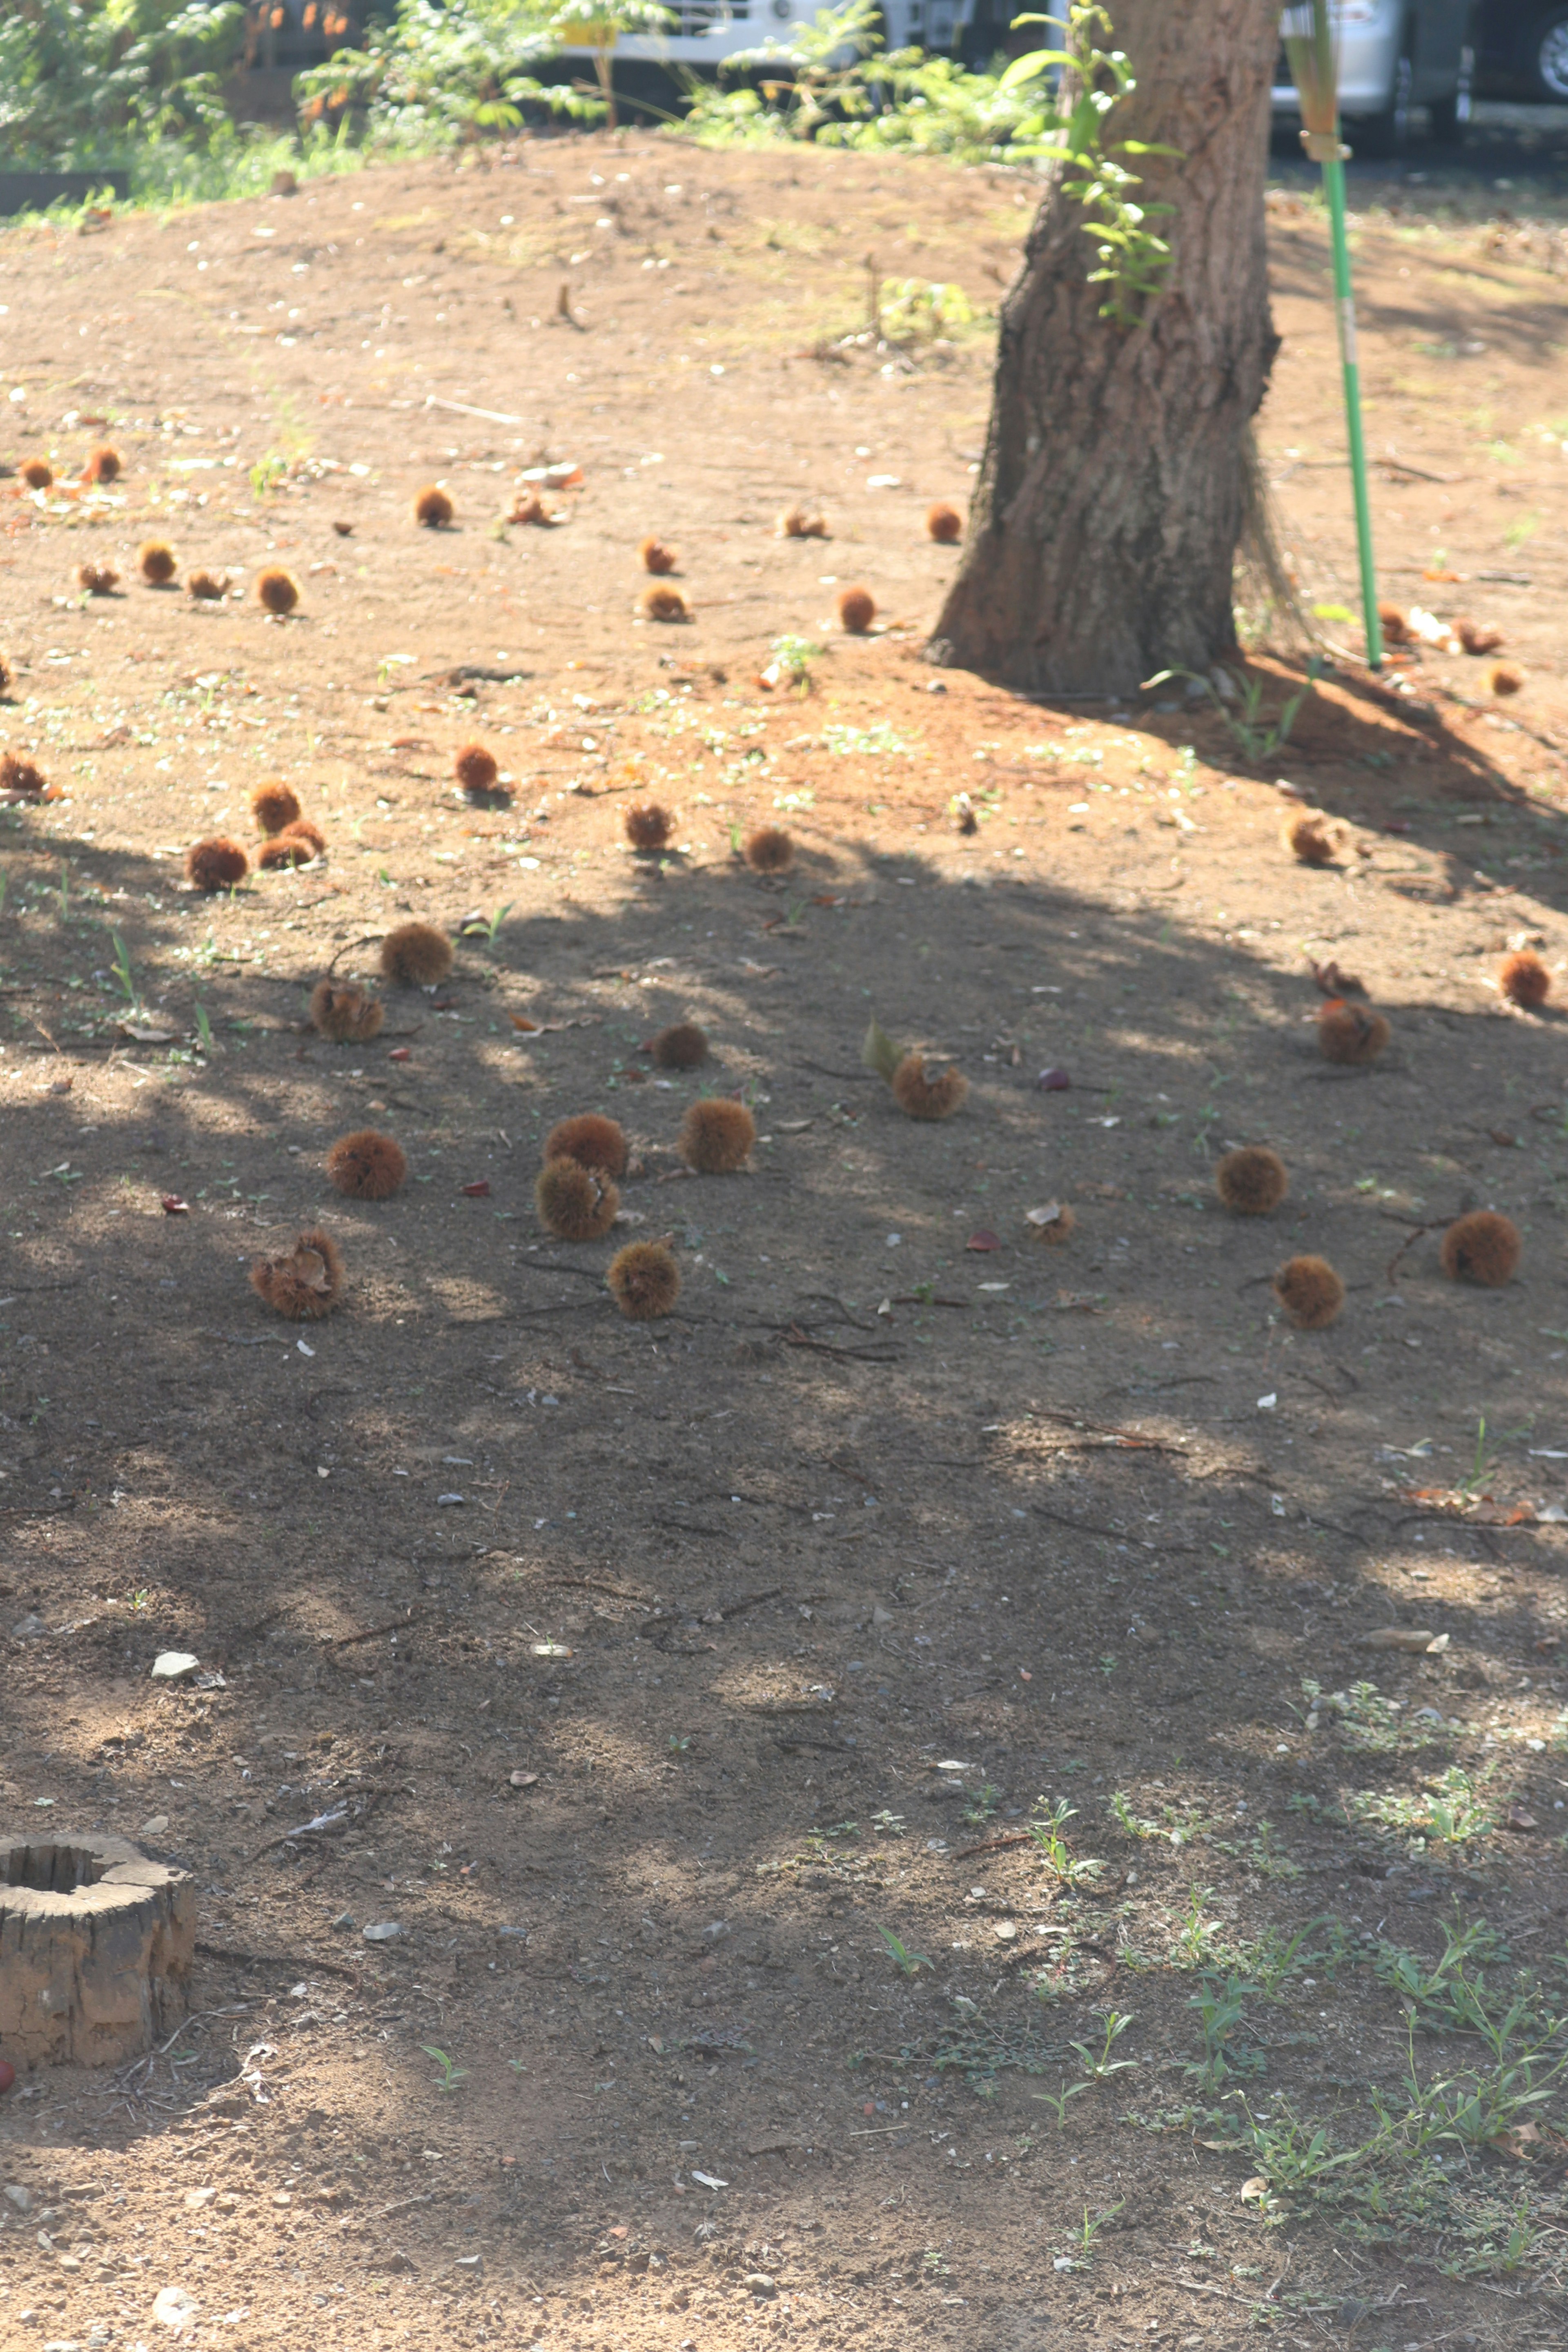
[0,1833,194,2068]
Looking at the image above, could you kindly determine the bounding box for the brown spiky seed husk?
[85,445,121,485]
[625,801,672,851]
[258,833,313,871]
[650,1022,708,1070]
[1216,1146,1289,1216]
[310,980,384,1043]
[0,752,45,797]
[509,490,550,526]
[325,1128,407,1201]
[414,484,454,528]
[1273,1254,1345,1330]
[775,505,828,539]
[257,567,299,615]
[1378,602,1410,646]
[250,1227,344,1321]
[1283,812,1334,866]
[1490,663,1523,697]
[20,458,53,491]
[926,501,962,543]
[1439,1209,1520,1288]
[744,825,793,875]
[639,536,677,574]
[1317,1002,1390,1066]
[1026,1205,1076,1246]
[837,586,875,634]
[139,539,177,584]
[188,569,227,601]
[679,1097,756,1173]
[251,780,303,836]
[543,1113,627,1178]
[258,819,325,870]
[1500,950,1550,1009]
[607,1240,681,1321]
[639,584,689,624]
[535,1157,621,1241]
[185,835,249,891]
[891,1054,968,1121]
[1458,617,1502,655]
[380,922,454,987]
[76,562,118,596]
[454,742,499,794]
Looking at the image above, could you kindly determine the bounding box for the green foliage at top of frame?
[0,0,245,170]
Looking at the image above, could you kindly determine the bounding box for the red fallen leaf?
[510,1013,539,1033]
[461,1180,491,1198]
[966,1230,1000,1252]
[160,1194,189,1215]
[388,1047,412,1062]
[0,2058,14,2096]
[1382,820,1412,835]
[1018,1668,1032,1682]
[431,995,457,1011]
[608,2226,629,2241]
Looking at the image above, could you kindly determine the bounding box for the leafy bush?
[0,0,245,169]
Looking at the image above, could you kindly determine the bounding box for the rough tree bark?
[929,0,1282,695]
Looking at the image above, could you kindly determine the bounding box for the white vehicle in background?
[1272,0,1475,151]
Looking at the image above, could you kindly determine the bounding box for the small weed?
[108,930,138,1011]
[668,1735,690,1753]
[462,900,514,947]
[870,1809,906,1836]
[1185,1973,1263,2091]
[1052,2201,1123,2270]
[1148,658,1321,763]
[421,2046,470,2094]
[193,1003,214,1056]
[962,1781,1000,1826]
[1070,2009,1136,2082]
[1026,1798,1105,1886]
[1107,1791,1160,1839]
[1031,2077,1091,2125]
[249,450,290,499]
[1350,1766,1498,1852]
[878,1926,933,1978]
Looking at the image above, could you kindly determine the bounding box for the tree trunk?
[929,0,1282,696]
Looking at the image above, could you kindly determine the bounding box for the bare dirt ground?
[2,127,1568,2352]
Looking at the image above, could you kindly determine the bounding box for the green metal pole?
[1314,142,1382,670]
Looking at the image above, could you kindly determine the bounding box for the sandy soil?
[0,129,1567,2352]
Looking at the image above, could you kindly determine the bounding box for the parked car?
[1471,0,1568,98]
[1273,0,1474,152]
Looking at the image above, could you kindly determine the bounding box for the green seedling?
[1071,2010,1136,2082]
[1027,1797,1104,1885]
[109,931,138,1009]
[1031,2077,1091,2126]
[962,1781,1000,1826]
[878,1926,933,1978]
[462,900,514,946]
[193,1003,214,1056]
[421,2045,469,2094]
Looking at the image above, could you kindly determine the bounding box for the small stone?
[744,2274,778,2299]
[330,1911,355,1930]
[508,1771,539,1790]
[363,1922,405,1943]
[140,1815,171,1840]
[4,2184,32,2211]
[152,2283,199,2332]
[10,1615,46,1641]
[993,1921,1017,1942]
[183,2188,215,2211]
[150,1652,199,1682]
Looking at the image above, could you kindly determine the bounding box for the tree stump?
[0,1834,194,2068]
